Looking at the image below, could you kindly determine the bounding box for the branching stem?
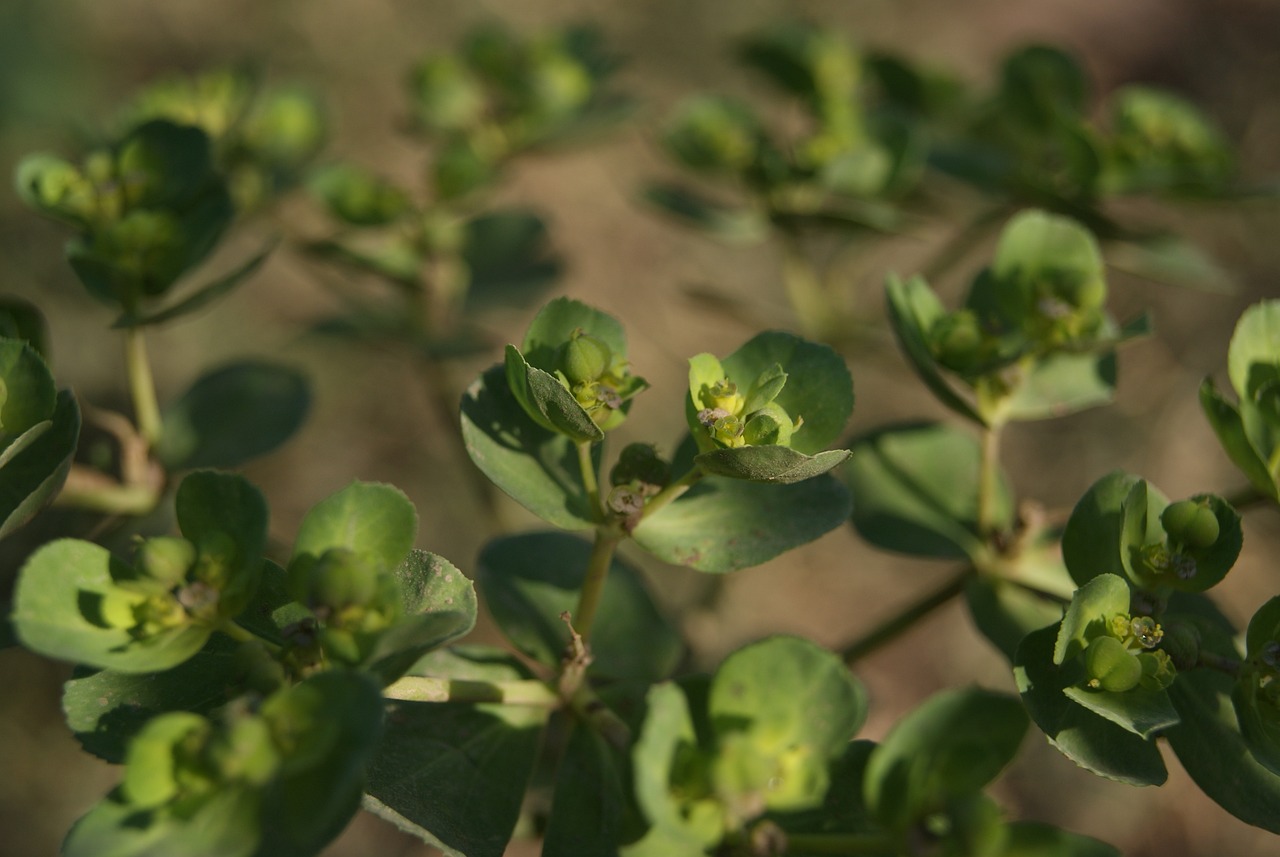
[977,422,1004,538]
[637,467,704,525]
[123,325,163,448]
[842,567,974,665]
[384,676,561,706]
[573,527,622,641]
[577,439,602,519]
[1197,651,1243,677]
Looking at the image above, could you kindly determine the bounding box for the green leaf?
[257,671,386,857]
[711,636,867,755]
[156,361,309,471]
[0,337,56,434]
[63,636,241,764]
[460,364,598,530]
[113,242,276,328]
[642,184,767,244]
[991,210,1103,303]
[1002,351,1117,422]
[694,446,850,484]
[719,331,852,455]
[1061,683,1179,739]
[12,539,212,672]
[0,294,51,358]
[633,473,850,573]
[64,784,261,857]
[363,550,478,685]
[0,390,80,540]
[477,532,682,681]
[1228,300,1280,400]
[290,481,417,574]
[520,296,627,371]
[504,344,603,443]
[14,152,93,227]
[864,687,1027,831]
[543,724,625,857]
[965,576,1069,662]
[1061,471,1145,587]
[844,421,1013,560]
[364,648,547,857]
[885,274,985,426]
[998,45,1089,129]
[1234,595,1280,776]
[1013,624,1167,786]
[626,682,723,853]
[1000,821,1120,857]
[1107,234,1234,293]
[1167,668,1280,833]
[1118,482,1241,593]
[175,471,270,614]
[309,162,410,226]
[462,210,563,311]
[1053,574,1130,665]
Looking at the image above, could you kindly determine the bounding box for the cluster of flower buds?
[694,362,803,450]
[557,328,641,430]
[1081,613,1175,693]
[288,547,402,665]
[1136,498,1223,583]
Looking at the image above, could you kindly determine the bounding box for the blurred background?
[1,0,1279,854]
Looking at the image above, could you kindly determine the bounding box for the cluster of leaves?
[305,22,632,353]
[4,16,1280,857]
[11,475,477,856]
[647,22,1253,340]
[845,205,1280,833]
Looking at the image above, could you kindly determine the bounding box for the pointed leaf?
[694,446,850,484]
[1227,300,1280,400]
[460,364,598,530]
[156,360,309,471]
[477,532,682,681]
[1062,472,1145,587]
[504,344,603,443]
[633,473,850,573]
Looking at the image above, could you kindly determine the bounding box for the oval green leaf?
[0,389,81,540]
[695,445,850,484]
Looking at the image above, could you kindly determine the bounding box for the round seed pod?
[560,331,612,386]
[1184,506,1220,550]
[138,536,197,588]
[1084,636,1142,693]
[1160,499,1199,541]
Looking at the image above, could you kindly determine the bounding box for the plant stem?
[383,676,561,706]
[123,326,163,448]
[637,467,704,526]
[217,621,282,653]
[578,439,602,519]
[842,567,973,665]
[1222,484,1274,513]
[1197,651,1243,677]
[55,465,161,515]
[977,422,1004,538]
[781,832,897,855]
[573,528,622,641]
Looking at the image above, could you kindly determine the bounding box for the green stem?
[218,621,282,653]
[842,567,973,665]
[123,326,162,447]
[782,832,897,855]
[578,440,603,520]
[383,676,561,706]
[1223,484,1273,513]
[573,528,622,641]
[636,467,704,526]
[977,422,1004,539]
[54,471,159,515]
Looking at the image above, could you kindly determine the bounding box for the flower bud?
[561,329,613,386]
[743,403,796,447]
[701,377,744,415]
[306,548,377,612]
[1084,635,1142,693]
[1137,649,1177,692]
[137,536,197,588]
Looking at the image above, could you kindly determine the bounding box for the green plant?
[4,18,1280,857]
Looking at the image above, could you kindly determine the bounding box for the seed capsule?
[1084,636,1142,693]
[560,330,613,386]
[137,537,197,588]
[1160,500,1199,541]
[1184,506,1220,549]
